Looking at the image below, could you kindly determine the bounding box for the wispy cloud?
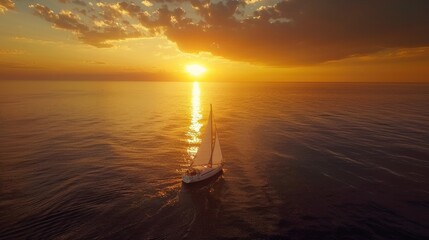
[83,60,106,65]
[0,62,43,70]
[0,49,24,55]
[58,0,86,6]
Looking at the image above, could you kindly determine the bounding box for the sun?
[185,64,207,77]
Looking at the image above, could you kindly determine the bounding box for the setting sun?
[185,64,207,77]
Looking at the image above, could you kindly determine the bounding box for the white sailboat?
[183,104,223,184]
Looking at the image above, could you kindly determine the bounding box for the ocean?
[0,81,428,239]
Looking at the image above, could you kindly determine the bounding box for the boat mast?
[209,104,215,167]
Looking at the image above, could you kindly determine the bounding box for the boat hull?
[182,165,223,184]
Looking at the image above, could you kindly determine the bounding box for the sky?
[1,0,429,82]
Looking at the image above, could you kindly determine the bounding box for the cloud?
[72,0,86,6]
[161,0,429,65]
[83,60,106,65]
[58,0,86,6]
[30,4,89,31]
[244,0,262,4]
[0,62,43,70]
[96,2,127,21]
[0,0,15,13]
[0,49,24,55]
[141,0,153,7]
[0,70,175,81]
[28,0,429,65]
[29,3,142,47]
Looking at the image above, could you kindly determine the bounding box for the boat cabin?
[186,168,201,176]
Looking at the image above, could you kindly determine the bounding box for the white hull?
[182,165,223,184]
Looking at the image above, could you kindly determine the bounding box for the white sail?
[211,132,223,165]
[183,105,223,183]
[191,109,213,166]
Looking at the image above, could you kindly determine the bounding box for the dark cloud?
[29,0,429,65]
[118,1,142,15]
[161,0,429,65]
[0,0,15,13]
[58,0,86,6]
[30,4,89,31]
[96,2,125,21]
[79,27,141,47]
[72,0,86,6]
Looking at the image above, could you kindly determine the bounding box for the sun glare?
[185,64,207,77]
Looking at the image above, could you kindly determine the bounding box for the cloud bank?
[25,0,429,65]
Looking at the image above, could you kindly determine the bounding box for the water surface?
[0,81,428,239]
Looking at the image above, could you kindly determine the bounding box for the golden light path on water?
[187,81,202,160]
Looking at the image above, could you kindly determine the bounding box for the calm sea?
[0,81,428,239]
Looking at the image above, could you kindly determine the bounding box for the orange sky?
[1,0,429,82]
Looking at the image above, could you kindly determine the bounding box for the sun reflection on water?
[187,82,202,159]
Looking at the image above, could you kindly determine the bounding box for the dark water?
[0,81,428,239]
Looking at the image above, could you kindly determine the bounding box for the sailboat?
[183,104,223,184]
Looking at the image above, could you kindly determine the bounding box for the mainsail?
[211,132,223,165]
[191,105,222,167]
